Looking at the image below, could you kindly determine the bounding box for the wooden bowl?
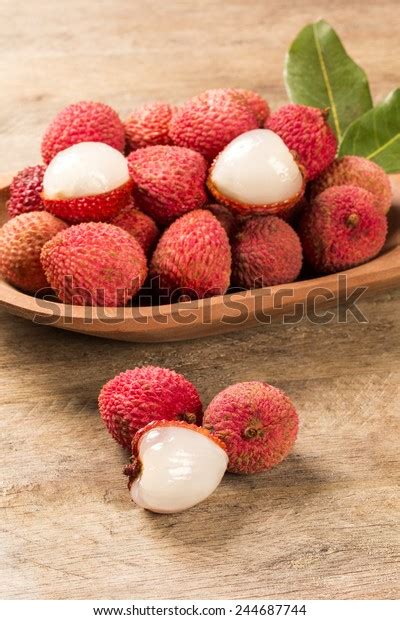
[0,172,399,342]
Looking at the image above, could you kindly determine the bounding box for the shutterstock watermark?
[32,274,369,327]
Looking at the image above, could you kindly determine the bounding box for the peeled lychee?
[234,89,270,125]
[98,366,203,449]
[7,165,46,218]
[41,101,125,164]
[232,216,302,289]
[124,102,175,151]
[207,129,305,217]
[111,201,159,254]
[311,156,392,214]
[169,88,258,160]
[40,222,147,306]
[124,420,228,513]
[265,104,337,180]
[0,212,68,293]
[127,145,207,225]
[150,210,231,300]
[203,381,299,474]
[42,142,132,223]
[299,185,388,274]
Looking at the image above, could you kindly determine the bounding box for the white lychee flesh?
[43,141,130,200]
[210,129,303,205]
[130,425,228,514]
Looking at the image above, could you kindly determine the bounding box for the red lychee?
[150,210,231,300]
[110,201,159,255]
[232,216,302,289]
[205,203,237,239]
[127,145,207,225]
[299,185,388,274]
[41,101,125,164]
[0,212,68,293]
[124,102,175,151]
[169,88,258,160]
[7,165,46,218]
[203,381,299,474]
[265,104,337,180]
[234,89,270,125]
[40,222,147,306]
[98,366,203,449]
[311,156,392,214]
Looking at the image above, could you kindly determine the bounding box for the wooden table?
[1,0,399,600]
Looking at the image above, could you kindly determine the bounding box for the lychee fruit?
[169,88,258,160]
[311,156,392,215]
[205,203,237,239]
[265,104,337,180]
[127,145,207,225]
[98,366,203,449]
[40,222,147,306]
[150,210,231,300]
[207,129,305,218]
[234,89,270,125]
[6,165,46,219]
[110,201,159,255]
[124,420,228,513]
[124,102,175,151]
[203,381,298,474]
[41,101,125,164]
[42,142,132,223]
[299,185,388,274]
[0,212,68,293]
[232,216,302,289]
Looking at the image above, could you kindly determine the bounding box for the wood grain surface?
[0,0,399,600]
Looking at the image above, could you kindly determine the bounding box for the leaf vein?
[312,23,341,139]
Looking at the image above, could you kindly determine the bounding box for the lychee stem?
[124,458,141,489]
[346,213,359,228]
[181,412,197,424]
[322,107,331,121]
[243,425,265,440]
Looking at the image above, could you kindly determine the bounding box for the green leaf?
[339,89,400,173]
[284,19,373,141]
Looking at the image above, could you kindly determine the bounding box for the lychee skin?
[98,366,203,449]
[169,89,258,160]
[125,102,175,151]
[40,222,147,306]
[299,185,388,274]
[127,145,207,225]
[265,104,337,180]
[7,165,46,218]
[0,212,68,293]
[232,216,302,289]
[234,89,270,125]
[150,210,231,300]
[41,101,125,164]
[203,381,298,474]
[111,201,159,254]
[311,156,392,215]
[43,179,133,224]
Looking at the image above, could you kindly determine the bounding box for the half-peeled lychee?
[42,142,133,223]
[207,129,305,218]
[124,420,228,514]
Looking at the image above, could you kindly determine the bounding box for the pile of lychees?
[0,89,391,304]
[99,365,299,513]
